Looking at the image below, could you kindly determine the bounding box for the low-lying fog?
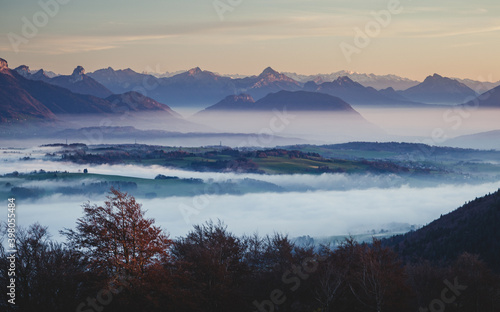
[2,105,500,241]
[2,158,499,241]
[355,107,500,139]
[13,181,500,241]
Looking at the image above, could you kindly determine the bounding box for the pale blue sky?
[1,0,500,80]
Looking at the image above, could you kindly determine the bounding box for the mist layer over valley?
[2,144,500,241]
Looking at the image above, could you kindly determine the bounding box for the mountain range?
[461,85,500,108]
[15,65,113,98]
[285,70,421,90]
[94,68,500,93]
[0,59,56,122]
[88,66,302,107]
[2,56,500,125]
[306,76,421,106]
[192,90,382,141]
[88,66,492,107]
[0,58,179,122]
[399,74,478,104]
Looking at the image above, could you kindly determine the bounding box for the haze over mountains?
[462,85,500,108]
[400,74,478,104]
[445,129,500,150]
[306,76,421,106]
[4,56,500,117]
[15,64,113,98]
[87,65,500,108]
[199,91,358,113]
[0,58,180,123]
[285,71,421,90]
[88,66,302,107]
[1,57,500,147]
[192,90,383,142]
[0,59,56,122]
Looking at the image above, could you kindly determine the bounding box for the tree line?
[1,188,499,312]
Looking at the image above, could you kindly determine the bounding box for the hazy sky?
[1,0,500,81]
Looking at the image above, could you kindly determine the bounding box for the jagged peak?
[15,65,29,71]
[0,58,8,70]
[423,73,445,82]
[72,65,85,76]
[260,66,279,76]
[188,67,202,75]
[14,65,30,77]
[33,69,48,77]
[334,76,356,84]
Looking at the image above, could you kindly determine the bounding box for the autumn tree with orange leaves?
[63,187,172,278]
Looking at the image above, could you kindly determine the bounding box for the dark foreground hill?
[384,189,500,271]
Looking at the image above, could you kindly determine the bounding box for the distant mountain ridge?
[0,59,180,123]
[15,65,113,98]
[87,66,500,108]
[461,85,500,108]
[308,76,423,106]
[200,94,256,111]
[199,90,359,113]
[6,58,500,113]
[89,66,302,108]
[453,78,500,94]
[105,92,181,116]
[285,70,420,90]
[444,129,500,150]
[400,74,477,104]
